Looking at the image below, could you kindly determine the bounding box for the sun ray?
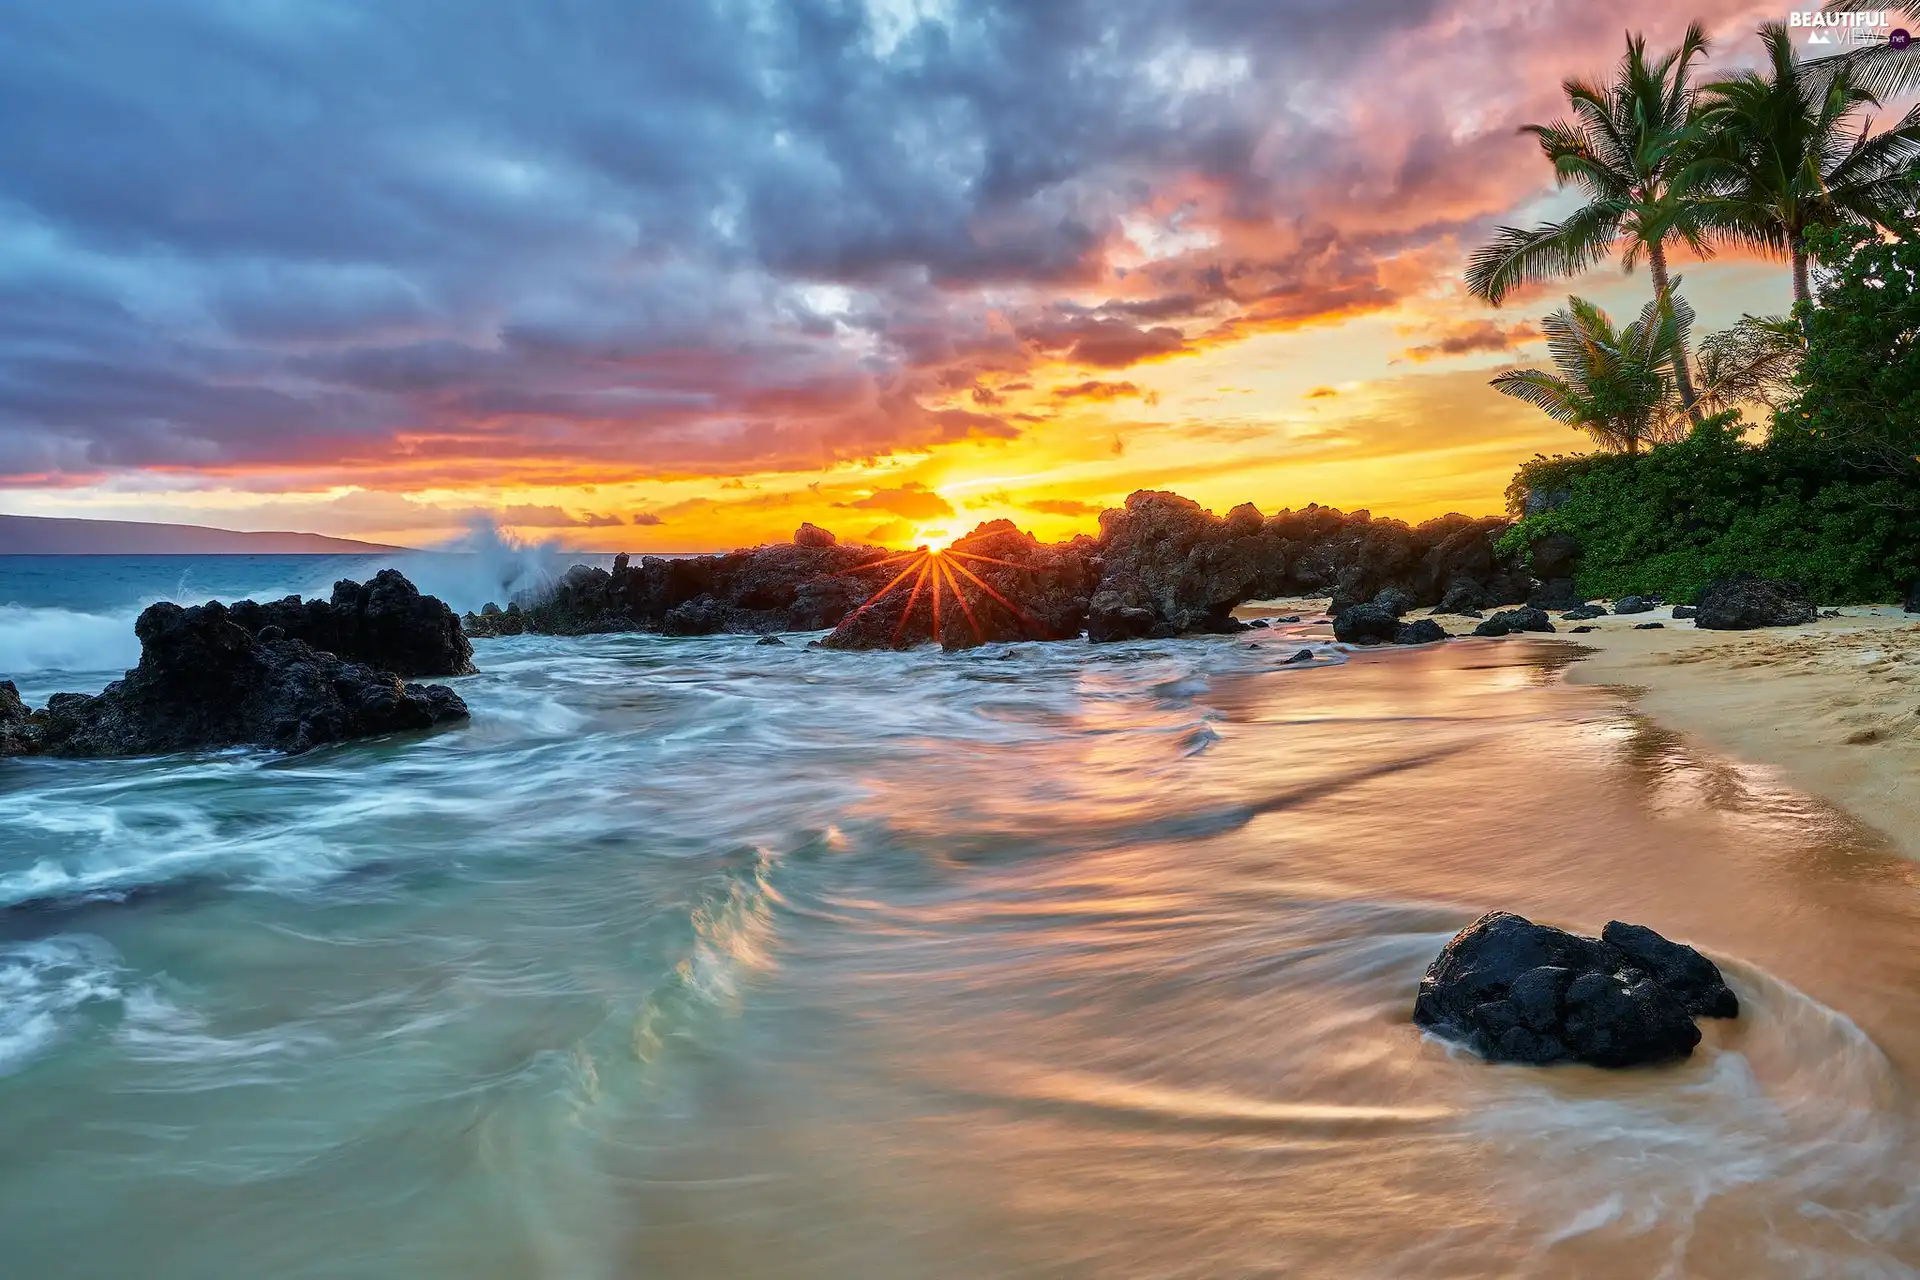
[830,550,922,578]
[937,555,987,646]
[945,550,1033,572]
[930,555,943,639]
[944,555,1041,634]
[891,558,934,643]
[839,557,926,626]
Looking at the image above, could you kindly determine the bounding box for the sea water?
[2,556,1919,1278]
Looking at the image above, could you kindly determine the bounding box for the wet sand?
[1543,605,1920,862]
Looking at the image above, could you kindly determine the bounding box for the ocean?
[2,555,1919,1277]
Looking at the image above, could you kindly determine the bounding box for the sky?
[0,0,1824,550]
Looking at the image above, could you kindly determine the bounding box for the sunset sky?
[0,0,1821,550]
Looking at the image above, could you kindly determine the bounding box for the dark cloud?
[0,0,1770,486]
[1402,320,1542,362]
[1052,380,1153,403]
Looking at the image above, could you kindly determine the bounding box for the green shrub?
[1777,225,1920,477]
[1497,228,1920,604]
[1499,416,1919,602]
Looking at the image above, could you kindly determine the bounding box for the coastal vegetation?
[1481,19,1920,605]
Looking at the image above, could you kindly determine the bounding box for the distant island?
[0,514,410,555]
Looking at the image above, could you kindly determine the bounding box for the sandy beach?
[1543,604,1920,861]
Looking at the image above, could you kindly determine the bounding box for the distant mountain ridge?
[0,514,410,555]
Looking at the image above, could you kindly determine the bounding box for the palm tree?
[1490,291,1694,456]
[1811,3,1920,99]
[1690,314,1804,416]
[1467,24,1715,419]
[1694,22,1920,312]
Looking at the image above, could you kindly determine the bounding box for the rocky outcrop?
[4,601,468,758]
[1413,911,1737,1067]
[1693,575,1818,630]
[823,521,1095,650]
[465,528,902,638]
[226,570,473,676]
[0,682,35,755]
[465,493,1532,648]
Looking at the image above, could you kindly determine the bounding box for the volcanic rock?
[1634,622,1665,630]
[1527,579,1585,611]
[1393,618,1448,645]
[1473,607,1555,637]
[1562,604,1607,621]
[1672,605,1698,619]
[0,681,37,755]
[824,520,1095,651]
[13,601,467,758]
[793,522,838,549]
[1612,595,1654,615]
[1693,575,1818,630]
[226,570,474,676]
[1332,603,1402,646]
[1413,911,1736,1067]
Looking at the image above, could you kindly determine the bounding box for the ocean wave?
[0,604,140,683]
[0,935,126,1074]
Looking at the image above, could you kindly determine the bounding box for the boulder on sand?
[10,600,468,758]
[1393,618,1448,645]
[1332,602,1401,646]
[1473,607,1555,637]
[1413,911,1738,1067]
[1693,575,1818,630]
[1612,595,1654,615]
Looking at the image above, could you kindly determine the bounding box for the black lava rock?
[0,681,36,755]
[1600,921,1740,1019]
[755,634,786,646]
[1413,911,1737,1068]
[1247,618,1270,629]
[14,601,468,758]
[1284,648,1315,664]
[1634,622,1666,630]
[1562,605,1608,621]
[1612,595,1655,615]
[1527,578,1584,612]
[1473,607,1555,637]
[1332,602,1402,646]
[1693,575,1818,630]
[228,570,474,677]
[1672,605,1698,619]
[1570,625,1598,633]
[1394,618,1448,645]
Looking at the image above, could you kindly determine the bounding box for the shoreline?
[1538,605,1920,861]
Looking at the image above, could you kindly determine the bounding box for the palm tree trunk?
[1648,242,1701,425]
[1791,233,1812,314]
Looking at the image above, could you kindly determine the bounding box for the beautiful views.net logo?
[1788,9,1911,48]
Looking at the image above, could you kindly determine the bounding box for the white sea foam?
[0,604,141,680]
[0,936,125,1074]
